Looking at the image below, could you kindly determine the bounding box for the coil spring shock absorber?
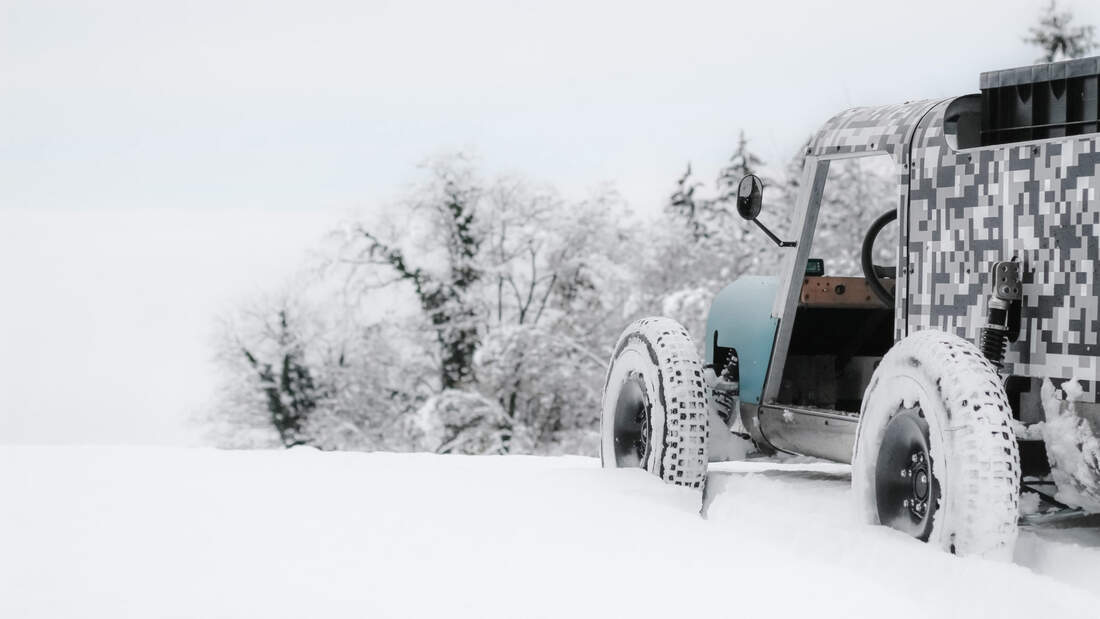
[979,261,1021,369]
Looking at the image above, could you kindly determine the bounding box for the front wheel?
[853,329,1021,558]
[600,317,709,489]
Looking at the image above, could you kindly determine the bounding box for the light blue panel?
[704,276,779,404]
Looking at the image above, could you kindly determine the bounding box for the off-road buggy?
[601,56,1100,558]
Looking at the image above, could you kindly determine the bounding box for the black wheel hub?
[612,373,650,468]
[874,408,939,541]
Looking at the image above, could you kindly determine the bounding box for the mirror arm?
[752,219,796,248]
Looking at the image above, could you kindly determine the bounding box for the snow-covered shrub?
[416,389,510,455]
[475,324,603,454]
[206,294,430,452]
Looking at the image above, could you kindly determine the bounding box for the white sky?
[2,0,1098,444]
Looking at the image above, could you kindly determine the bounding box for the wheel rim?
[612,373,650,468]
[874,408,939,540]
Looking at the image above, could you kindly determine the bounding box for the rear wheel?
[600,317,709,488]
[853,329,1020,558]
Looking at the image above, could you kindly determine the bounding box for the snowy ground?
[2,447,1099,618]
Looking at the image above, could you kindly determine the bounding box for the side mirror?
[736,174,763,220]
[735,174,795,248]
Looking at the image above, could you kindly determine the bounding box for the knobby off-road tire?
[853,329,1021,559]
[600,317,709,489]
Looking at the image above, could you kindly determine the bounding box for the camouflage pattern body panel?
[907,99,1100,401]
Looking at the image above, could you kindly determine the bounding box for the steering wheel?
[861,209,898,306]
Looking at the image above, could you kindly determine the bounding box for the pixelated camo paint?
[808,100,939,159]
[907,99,1100,401]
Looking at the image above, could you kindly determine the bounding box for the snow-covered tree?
[205,297,324,449]
[668,164,710,241]
[668,132,771,243]
[324,155,638,454]
[474,195,631,451]
[239,307,318,448]
[206,290,432,452]
[1025,1,1096,63]
[717,130,768,203]
[470,178,635,453]
[344,157,484,391]
[301,320,433,452]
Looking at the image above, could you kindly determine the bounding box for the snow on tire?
[600,317,709,489]
[852,329,1021,559]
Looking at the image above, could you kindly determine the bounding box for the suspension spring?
[978,261,1021,371]
[979,326,1008,369]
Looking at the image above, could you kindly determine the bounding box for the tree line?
[204,139,898,454]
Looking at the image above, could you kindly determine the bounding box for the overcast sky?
[7,0,1096,213]
[3,0,1099,445]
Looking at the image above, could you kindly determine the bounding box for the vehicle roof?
[808,99,941,161]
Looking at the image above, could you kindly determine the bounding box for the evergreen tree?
[717,130,767,202]
[667,131,771,242]
[1024,1,1096,63]
[668,163,710,241]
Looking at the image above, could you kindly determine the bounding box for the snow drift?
[1,446,1098,618]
